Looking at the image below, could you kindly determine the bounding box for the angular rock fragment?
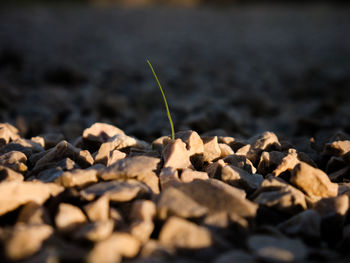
[55,203,87,232]
[74,220,114,242]
[99,156,160,194]
[180,168,209,183]
[80,180,150,202]
[218,136,246,152]
[4,223,53,260]
[95,144,126,166]
[55,168,98,187]
[130,200,156,222]
[206,159,225,178]
[159,167,181,190]
[175,130,204,157]
[157,187,208,220]
[33,140,93,171]
[159,216,212,249]
[0,165,23,181]
[0,122,20,146]
[129,220,154,244]
[0,150,27,173]
[84,195,110,222]
[0,181,63,216]
[202,136,221,162]
[221,165,263,192]
[323,140,350,157]
[151,136,171,153]
[291,162,338,201]
[17,202,51,225]
[177,179,257,218]
[218,143,234,158]
[253,176,307,213]
[87,233,141,263]
[83,122,125,144]
[1,138,44,157]
[224,154,256,174]
[162,139,192,170]
[257,151,286,175]
[248,235,307,262]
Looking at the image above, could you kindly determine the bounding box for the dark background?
[0,0,349,147]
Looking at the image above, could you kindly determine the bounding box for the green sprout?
[147,59,175,140]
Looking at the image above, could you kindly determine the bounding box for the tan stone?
[257,151,286,175]
[0,165,23,182]
[0,150,27,173]
[84,195,110,222]
[0,122,20,146]
[55,203,87,232]
[4,224,53,260]
[180,168,209,183]
[162,139,192,170]
[157,187,208,220]
[272,149,300,177]
[224,154,256,174]
[159,167,181,190]
[313,194,349,217]
[0,181,63,216]
[221,165,263,192]
[175,130,204,156]
[130,200,156,222]
[324,140,350,156]
[56,168,98,187]
[219,143,234,158]
[87,233,141,263]
[17,202,50,225]
[202,136,221,162]
[206,159,226,178]
[291,162,338,201]
[159,216,212,249]
[129,220,154,243]
[2,138,44,158]
[99,156,160,194]
[83,122,125,144]
[80,180,151,202]
[74,220,114,242]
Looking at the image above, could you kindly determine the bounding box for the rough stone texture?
[80,180,151,202]
[55,168,98,187]
[218,143,234,158]
[0,123,20,146]
[221,165,263,192]
[55,203,87,232]
[84,195,110,222]
[202,136,221,163]
[253,176,307,213]
[206,159,225,178]
[87,233,141,263]
[0,165,23,181]
[159,167,181,190]
[99,156,160,194]
[74,220,114,242]
[83,122,125,144]
[0,181,63,216]
[162,139,192,170]
[17,202,51,225]
[175,130,204,156]
[323,140,350,157]
[33,140,94,171]
[257,151,286,175]
[224,154,256,174]
[180,168,209,183]
[0,150,27,173]
[177,179,257,218]
[95,143,126,166]
[4,224,53,261]
[291,162,338,201]
[159,216,212,249]
[157,187,208,220]
[248,235,308,262]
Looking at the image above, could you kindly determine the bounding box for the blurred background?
[0,0,349,146]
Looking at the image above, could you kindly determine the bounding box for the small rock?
[140,239,174,259]
[175,130,204,157]
[17,202,51,225]
[55,168,98,187]
[55,203,87,232]
[218,143,234,158]
[130,220,155,243]
[74,220,114,242]
[323,140,350,156]
[313,194,349,217]
[95,144,126,166]
[291,162,338,201]
[272,149,300,177]
[221,165,263,192]
[157,187,208,220]
[218,136,246,152]
[162,139,192,170]
[151,136,172,153]
[214,250,255,263]
[130,200,156,222]
[0,181,63,216]
[277,210,321,240]
[0,165,23,181]
[248,235,307,262]
[4,223,53,260]
[99,156,160,194]
[0,122,20,146]
[87,233,141,263]
[0,150,27,173]
[84,195,110,222]
[224,154,256,174]
[202,136,221,162]
[1,138,44,157]
[180,168,209,183]
[159,216,212,249]
[206,159,225,178]
[33,133,65,150]
[80,180,151,202]
[257,151,286,175]
[177,179,257,218]
[83,122,125,144]
[159,167,181,190]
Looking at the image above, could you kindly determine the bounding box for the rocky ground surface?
[0,3,350,263]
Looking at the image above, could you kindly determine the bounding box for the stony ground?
[0,3,350,263]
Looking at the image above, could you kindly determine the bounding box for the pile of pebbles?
[1,121,350,262]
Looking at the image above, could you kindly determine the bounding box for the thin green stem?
[147,59,175,140]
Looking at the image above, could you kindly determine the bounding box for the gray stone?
[83,122,125,144]
[214,250,255,263]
